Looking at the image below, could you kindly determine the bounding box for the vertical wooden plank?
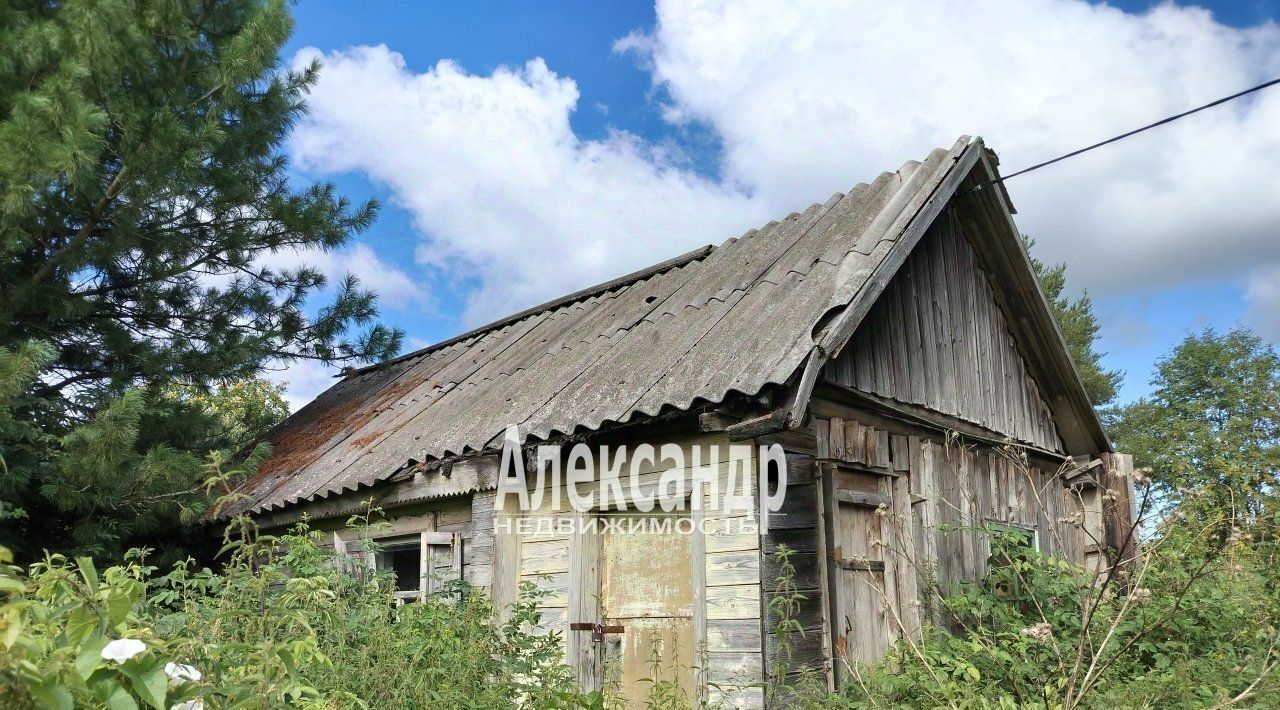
[451,532,464,583]
[877,473,900,646]
[973,451,992,579]
[691,505,708,702]
[427,513,441,597]
[820,461,847,682]
[891,472,920,639]
[844,421,864,465]
[869,296,891,397]
[941,218,972,419]
[914,249,943,413]
[567,511,600,688]
[874,429,891,469]
[888,283,910,400]
[959,227,988,429]
[1034,465,1054,555]
[995,323,1012,436]
[899,265,925,405]
[1102,453,1139,568]
[911,437,940,627]
[958,449,978,580]
[466,492,496,589]
[852,319,876,390]
[1003,455,1018,526]
[815,418,831,460]
[934,442,958,589]
[929,232,957,417]
[974,257,996,430]
[890,434,910,473]
[491,492,521,618]
[829,417,846,462]
[813,462,835,691]
[1012,344,1030,444]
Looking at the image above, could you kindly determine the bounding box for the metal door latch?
[569,622,625,643]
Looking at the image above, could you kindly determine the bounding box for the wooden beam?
[834,489,891,508]
[836,558,886,572]
[725,408,790,441]
[812,383,1068,464]
[699,411,743,433]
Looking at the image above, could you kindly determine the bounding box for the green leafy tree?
[160,378,289,452]
[0,0,400,420]
[1108,327,1280,524]
[1026,238,1123,406]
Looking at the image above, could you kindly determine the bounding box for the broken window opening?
[366,531,463,605]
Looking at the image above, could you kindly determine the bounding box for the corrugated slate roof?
[223,137,976,517]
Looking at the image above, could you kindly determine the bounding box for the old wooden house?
[218,136,1136,707]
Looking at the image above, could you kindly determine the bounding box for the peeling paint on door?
[601,512,695,707]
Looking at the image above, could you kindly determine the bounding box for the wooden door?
[600,512,696,707]
[824,466,900,676]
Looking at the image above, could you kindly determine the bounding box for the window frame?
[368,531,462,604]
[984,520,1039,602]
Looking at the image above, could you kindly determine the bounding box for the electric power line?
[974,76,1280,191]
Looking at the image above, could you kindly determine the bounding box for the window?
[987,522,1038,553]
[985,521,1038,602]
[370,532,461,604]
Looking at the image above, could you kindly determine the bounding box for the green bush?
[837,525,1280,709]
[1,516,596,709]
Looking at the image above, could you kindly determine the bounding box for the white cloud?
[264,357,340,413]
[257,243,427,312]
[290,45,767,325]
[624,0,1280,295]
[287,0,1280,348]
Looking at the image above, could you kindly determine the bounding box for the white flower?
[165,662,203,684]
[1020,622,1053,644]
[1129,588,1153,605]
[170,700,204,710]
[101,638,146,664]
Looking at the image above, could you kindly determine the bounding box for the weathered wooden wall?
[306,407,1093,707]
[699,438,764,709]
[824,215,1064,452]
[804,405,1085,672]
[755,430,828,691]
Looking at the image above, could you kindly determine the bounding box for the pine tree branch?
[31,167,130,286]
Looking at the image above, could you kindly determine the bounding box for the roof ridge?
[348,243,717,377]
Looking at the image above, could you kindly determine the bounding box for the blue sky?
[272,0,1280,409]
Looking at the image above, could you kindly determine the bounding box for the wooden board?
[822,216,1065,452]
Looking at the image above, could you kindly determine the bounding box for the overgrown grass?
[5,488,1278,708]
[0,514,596,709]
